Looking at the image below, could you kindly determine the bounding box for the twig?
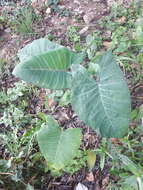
[0,172,15,175]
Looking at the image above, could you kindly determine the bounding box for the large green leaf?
[17,38,62,62]
[71,51,131,138]
[13,38,84,89]
[37,116,81,169]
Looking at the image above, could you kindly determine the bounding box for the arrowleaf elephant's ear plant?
[12,38,131,170]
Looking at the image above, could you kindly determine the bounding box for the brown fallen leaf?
[31,0,38,8]
[31,0,46,9]
[48,98,55,108]
[110,138,122,145]
[102,175,110,186]
[86,172,94,182]
[103,41,111,49]
[117,16,126,24]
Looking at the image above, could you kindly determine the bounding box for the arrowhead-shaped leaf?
[13,38,84,89]
[37,116,81,169]
[71,51,131,138]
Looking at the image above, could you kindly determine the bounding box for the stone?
[46,7,51,14]
[83,13,95,24]
[79,26,89,35]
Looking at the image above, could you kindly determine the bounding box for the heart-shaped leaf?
[13,38,84,90]
[71,51,131,138]
[37,116,81,169]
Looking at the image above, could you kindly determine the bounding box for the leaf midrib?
[98,85,113,133]
[53,130,64,166]
[20,68,69,72]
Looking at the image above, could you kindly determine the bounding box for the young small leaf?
[100,153,105,171]
[37,116,81,170]
[87,150,96,171]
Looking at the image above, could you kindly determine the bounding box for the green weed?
[9,5,39,34]
[67,26,82,51]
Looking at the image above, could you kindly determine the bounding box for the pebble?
[83,14,95,24]
[46,7,51,14]
[79,26,89,35]
[5,28,11,33]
